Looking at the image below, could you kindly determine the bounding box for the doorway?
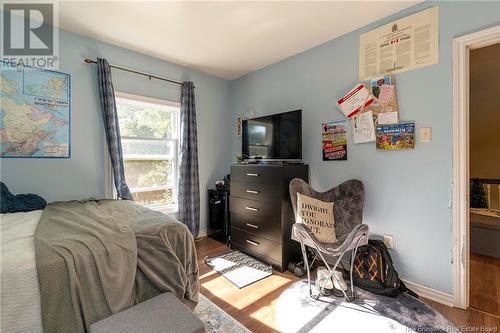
[452,25,500,311]
[468,42,500,316]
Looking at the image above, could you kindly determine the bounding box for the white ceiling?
[58,1,420,80]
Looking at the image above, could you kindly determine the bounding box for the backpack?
[352,239,418,298]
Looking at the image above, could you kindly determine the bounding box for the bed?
[470,208,500,258]
[1,210,44,333]
[0,199,199,333]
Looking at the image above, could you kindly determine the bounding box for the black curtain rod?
[84,58,183,86]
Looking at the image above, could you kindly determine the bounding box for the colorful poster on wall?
[376,122,415,150]
[359,7,439,80]
[1,64,71,158]
[322,120,347,160]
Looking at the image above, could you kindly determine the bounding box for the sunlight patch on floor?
[199,270,218,280]
[202,274,292,310]
[250,299,279,330]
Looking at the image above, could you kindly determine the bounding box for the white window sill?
[146,204,178,216]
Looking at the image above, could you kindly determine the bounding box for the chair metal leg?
[309,250,319,269]
[299,236,313,298]
[295,226,368,302]
[314,246,352,301]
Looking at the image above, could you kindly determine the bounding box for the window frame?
[104,91,180,214]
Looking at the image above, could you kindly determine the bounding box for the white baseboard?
[401,279,454,307]
[196,228,208,239]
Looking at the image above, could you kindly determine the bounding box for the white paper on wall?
[377,111,399,125]
[351,111,376,144]
[359,7,439,80]
[337,83,375,119]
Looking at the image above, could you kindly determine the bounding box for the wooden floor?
[195,237,500,332]
[470,253,500,316]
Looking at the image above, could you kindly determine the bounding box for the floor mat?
[194,295,251,333]
[204,250,272,288]
[275,280,456,333]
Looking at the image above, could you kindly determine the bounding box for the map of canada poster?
[1,65,70,158]
[322,120,347,161]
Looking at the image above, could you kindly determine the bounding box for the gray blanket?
[35,199,199,333]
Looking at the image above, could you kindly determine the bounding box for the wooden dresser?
[229,163,308,271]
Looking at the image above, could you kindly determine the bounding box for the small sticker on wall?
[236,116,242,137]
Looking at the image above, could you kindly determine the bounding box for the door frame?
[452,25,500,309]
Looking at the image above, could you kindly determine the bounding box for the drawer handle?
[246,239,259,246]
[214,200,221,204]
[245,206,259,212]
[246,189,260,194]
[245,223,259,229]
[246,173,260,177]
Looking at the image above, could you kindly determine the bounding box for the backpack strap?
[400,280,419,298]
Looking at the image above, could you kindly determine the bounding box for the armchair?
[289,178,369,301]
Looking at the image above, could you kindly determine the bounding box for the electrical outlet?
[383,234,394,250]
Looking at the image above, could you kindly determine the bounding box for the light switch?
[420,127,432,143]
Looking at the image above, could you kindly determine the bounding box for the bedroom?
[1,1,499,332]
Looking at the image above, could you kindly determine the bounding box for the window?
[110,92,180,213]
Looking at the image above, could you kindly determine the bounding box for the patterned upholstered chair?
[289,178,369,301]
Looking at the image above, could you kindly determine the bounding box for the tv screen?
[242,110,302,160]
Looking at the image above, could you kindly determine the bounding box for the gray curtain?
[178,81,200,237]
[97,58,133,200]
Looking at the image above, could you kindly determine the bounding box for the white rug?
[194,295,251,333]
[275,280,456,333]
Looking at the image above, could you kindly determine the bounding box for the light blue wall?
[2,1,499,294]
[230,1,500,293]
[0,28,233,232]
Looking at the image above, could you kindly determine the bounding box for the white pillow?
[296,193,337,243]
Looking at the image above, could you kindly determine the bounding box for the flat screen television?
[242,109,302,161]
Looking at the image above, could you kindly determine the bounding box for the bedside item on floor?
[289,178,369,301]
[204,250,272,288]
[229,164,308,272]
[353,239,417,298]
[315,266,347,298]
[208,188,230,244]
[287,261,306,278]
[89,292,205,333]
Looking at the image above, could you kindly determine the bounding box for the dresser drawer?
[231,165,283,185]
[231,181,282,203]
[229,197,280,221]
[231,227,281,262]
[231,212,281,242]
